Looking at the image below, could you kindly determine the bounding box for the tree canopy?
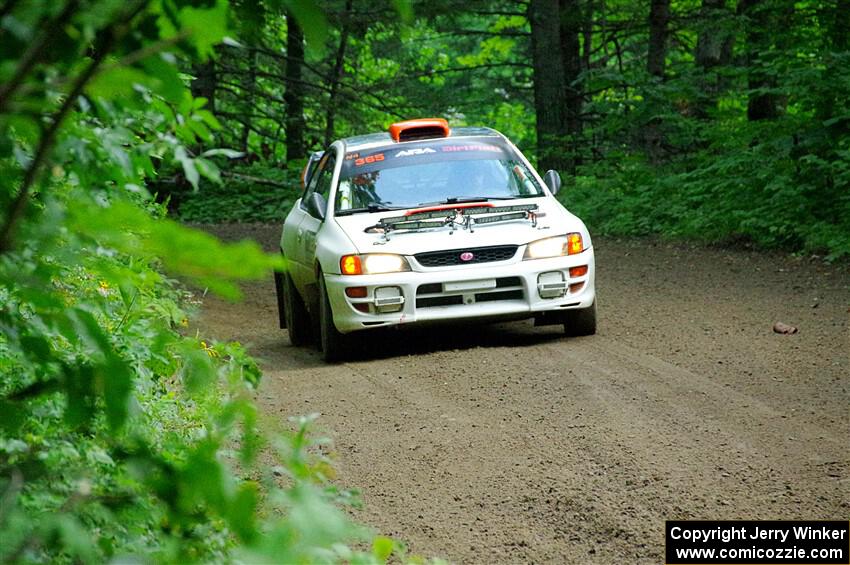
[1,0,848,562]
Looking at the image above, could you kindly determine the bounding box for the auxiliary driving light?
[374,286,404,313]
[537,271,568,299]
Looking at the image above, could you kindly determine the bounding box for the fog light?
[374,286,404,313]
[569,282,585,294]
[537,271,567,299]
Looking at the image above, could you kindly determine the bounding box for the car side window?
[302,151,335,205]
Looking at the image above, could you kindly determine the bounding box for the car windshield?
[334,138,544,214]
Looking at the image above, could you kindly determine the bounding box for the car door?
[290,150,336,301]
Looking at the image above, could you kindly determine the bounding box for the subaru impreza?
[275,119,596,361]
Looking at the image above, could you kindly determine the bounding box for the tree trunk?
[645,0,670,162]
[561,0,583,171]
[695,0,727,69]
[284,12,306,162]
[694,0,733,118]
[324,0,353,146]
[190,60,216,112]
[817,0,850,124]
[581,0,593,72]
[741,0,783,121]
[529,0,569,174]
[647,0,670,78]
[240,51,257,153]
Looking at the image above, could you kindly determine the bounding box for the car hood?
[332,197,589,256]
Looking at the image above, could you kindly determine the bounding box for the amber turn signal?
[569,265,588,277]
[567,233,583,255]
[340,255,362,275]
[345,286,368,298]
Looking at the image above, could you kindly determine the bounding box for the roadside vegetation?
[0,1,419,562]
[170,0,850,260]
[2,0,847,562]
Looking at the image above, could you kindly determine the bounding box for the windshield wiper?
[416,196,516,207]
[336,203,403,216]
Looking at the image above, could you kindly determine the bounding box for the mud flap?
[273,270,287,328]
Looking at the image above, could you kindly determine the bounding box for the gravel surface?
[198,223,849,564]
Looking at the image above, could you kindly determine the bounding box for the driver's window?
[301,151,335,212]
[313,155,335,198]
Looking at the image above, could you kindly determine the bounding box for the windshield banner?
[341,139,510,178]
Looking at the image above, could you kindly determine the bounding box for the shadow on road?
[250,321,571,367]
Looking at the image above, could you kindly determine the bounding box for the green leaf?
[19,335,50,362]
[99,355,133,431]
[175,146,200,189]
[194,157,221,184]
[140,54,187,104]
[371,535,395,561]
[85,66,151,100]
[229,482,259,543]
[281,0,328,55]
[177,0,230,60]
[201,148,244,158]
[390,0,414,23]
[63,363,97,429]
[180,343,216,394]
[54,514,98,563]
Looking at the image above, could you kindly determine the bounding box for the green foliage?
[560,0,850,260]
[176,163,300,223]
[0,1,422,562]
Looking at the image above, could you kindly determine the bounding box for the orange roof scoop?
[388,118,450,142]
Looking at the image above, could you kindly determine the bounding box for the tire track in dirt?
[198,224,849,564]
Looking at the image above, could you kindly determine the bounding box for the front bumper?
[324,250,596,334]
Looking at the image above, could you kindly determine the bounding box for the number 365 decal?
[354,153,384,166]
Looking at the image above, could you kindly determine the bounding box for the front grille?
[475,289,523,302]
[414,245,518,267]
[417,295,464,308]
[417,283,443,295]
[415,276,525,309]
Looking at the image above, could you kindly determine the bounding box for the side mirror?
[305,191,327,220]
[543,170,562,195]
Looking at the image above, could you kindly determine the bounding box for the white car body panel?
[280,127,596,335]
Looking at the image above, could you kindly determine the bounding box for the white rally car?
[275,119,596,361]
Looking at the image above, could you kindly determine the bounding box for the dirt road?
[199,224,849,564]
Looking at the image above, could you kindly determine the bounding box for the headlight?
[523,233,583,260]
[340,253,411,275]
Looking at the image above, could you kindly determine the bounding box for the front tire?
[563,300,597,337]
[283,271,312,346]
[318,273,350,362]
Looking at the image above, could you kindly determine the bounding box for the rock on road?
[199,223,849,564]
